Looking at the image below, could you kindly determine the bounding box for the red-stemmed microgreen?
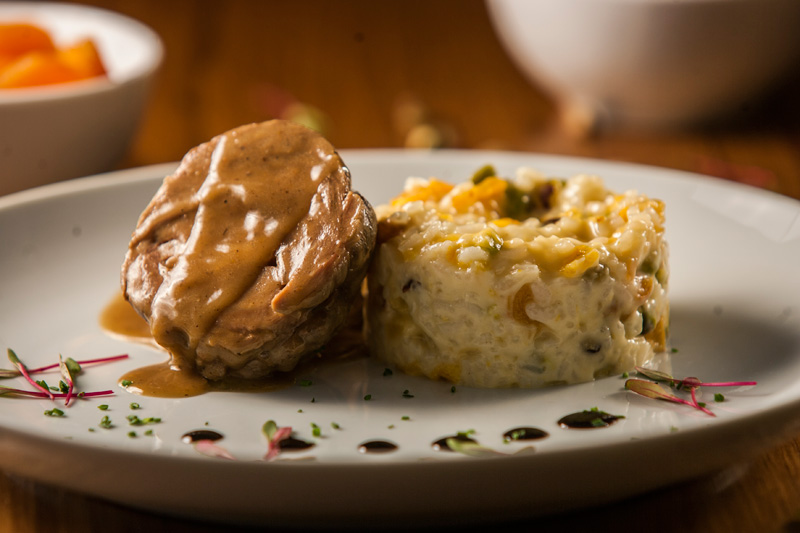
[2,349,126,405]
[263,419,292,461]
[625,378,715,416]
[58,354,79,406]
[0,385,114,399]
[626,366,757,416]
[0,353,129,379]
[634,367,756,390]
[7,348,53,400]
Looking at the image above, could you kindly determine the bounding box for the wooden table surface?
[3,1,800,531]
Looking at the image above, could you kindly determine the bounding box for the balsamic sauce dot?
[278,436,315,451]
[358,440,398,454]
[558,410,623,429]
[503,426,549,442]
[181,429,224,444]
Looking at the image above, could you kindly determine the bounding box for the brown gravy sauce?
[101,292,365,398]
[130,122,342,366]
[99,292,158,348]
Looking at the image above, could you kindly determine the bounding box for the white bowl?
[0,2,163,196]
[486,0,800,131]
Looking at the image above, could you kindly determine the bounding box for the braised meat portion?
[121,120,376,380]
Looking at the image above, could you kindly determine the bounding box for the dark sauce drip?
[278,436,315,451]
[358,440,398,454]
[181,429,224,443]
[431,434,477,452]
[558,410,623,429]
[503,426,549,442]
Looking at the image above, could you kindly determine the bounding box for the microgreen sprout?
[8,349,52,400]
[58,354,77,406]
[0,384,113,400]
[1,350,126,406]
[311,422,322,437]
[625,366,756,416]
[44,408,65,417]
[331,422,341,430]
[98,404,109,411]
[126,415,161,426]
[0,352,128,379]
[99,415,113,429]
[130,402,141,410]
[263,420,292,461]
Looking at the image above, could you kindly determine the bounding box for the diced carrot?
[0,23,55,57]
[0,51,81,88]
[57,39,106,78]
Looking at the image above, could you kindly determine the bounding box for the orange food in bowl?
[0,23,107,88]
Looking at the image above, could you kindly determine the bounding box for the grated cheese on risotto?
[365,166,669,388]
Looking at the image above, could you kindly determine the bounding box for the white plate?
[1,150,799,526]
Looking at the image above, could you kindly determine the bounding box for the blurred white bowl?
[486,0,800,131]
[0,2,163,195]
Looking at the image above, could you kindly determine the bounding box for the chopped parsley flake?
[387,424,395,429]
[331,422,341,430]
[505,429,525,442]
[121,380,132,387]
[297,409,304,413]
[450,386,456,393]
[127,431,137,438]
[311,422,321,437]
[714,393,725,402]
[144,429,154,436]
[126,415,161,426]
[401,416,410,421]
[364,394,372,401]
